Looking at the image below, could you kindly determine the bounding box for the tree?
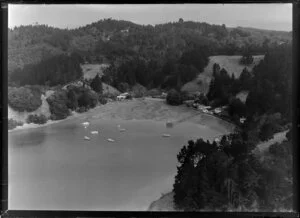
[259,122,276,141]
[78,89,98,109]
[66,89,78,110]
[46,90,70,120]
[239,68,252,90]
[8,86,42,112]
[228,98,246,118]
[166,89,182,105]
[90,74,103,93]
[240,52,254,65]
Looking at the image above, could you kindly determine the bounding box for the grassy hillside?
[81,63,110,80]
[181,55,264,94]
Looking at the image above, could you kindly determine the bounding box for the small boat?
[107,138,115,142]
[117,125,121,128]
[91,131,99,134]
[82,122,90,128]
[84,136,91,140]
[162,134,171,137]
[119,128,126,132]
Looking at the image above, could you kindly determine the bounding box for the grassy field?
[236,91,249,103]
[181,55,264,94]
[81,63,110,80]
[81,63,120,95]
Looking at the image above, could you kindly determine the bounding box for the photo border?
[1,1,298,217]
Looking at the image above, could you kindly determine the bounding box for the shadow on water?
[9,129,47,147]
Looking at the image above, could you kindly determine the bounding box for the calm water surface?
[9,115,228,210]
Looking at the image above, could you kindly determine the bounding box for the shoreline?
[9,98,235,134]
[9,97,236,211]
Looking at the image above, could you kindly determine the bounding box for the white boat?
[107,138,115,142]
[84,136,91,140]
[162,134,171,137]
[119,128,126,132]
[82,122,90,128]
[91,131,99,134]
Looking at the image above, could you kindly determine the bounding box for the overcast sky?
[8,4,292,31]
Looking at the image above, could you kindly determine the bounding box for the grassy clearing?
[181,55,264,94]
[81,63,109,80]
[235,91,249,103]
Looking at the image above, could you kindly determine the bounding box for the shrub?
[147,88,161,97]
[98,95,108,105]
[103,92,117,100]
[240,53,254,65]
[195,93,209,105]
[180,91,194,101]
[117,82,130,93]
[46,90,70,120]
[77,89,98,108]
[166,89,182,105]
[8,86,42,112]
[66,89,78,110]
[8,119,23,130]
[76,107,87,113]
[228,98,246,117]
[132,83,147,98]
[90,74,103,93]
[259,122,277,141]
[26,114,48,124]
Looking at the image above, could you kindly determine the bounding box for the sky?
[8,4,293,31]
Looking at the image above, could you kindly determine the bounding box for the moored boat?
[84,136,91,140]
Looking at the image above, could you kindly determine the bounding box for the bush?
[166,89,182,105]
[98,95,108,105]
[8,119,23,130]
[26,114,48,124]
[8,86,42,112]
[77,89,98,108]
[228,98,246,117]
[90,74,103,93]
[240,53,254,65]
[147,88,161,97]
[103,92,117,100]
[66,89,78,110]
[195,93,209,105]
[76,106,87,113]
[117,82,130,93]
[259,122,277,141]
[46,90,70,120]
[132,83,147,98]
[180,91,194,101]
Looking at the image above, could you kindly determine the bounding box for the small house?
[214,108,222,114]
[240,117,246,124]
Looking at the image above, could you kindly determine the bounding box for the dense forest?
[101,45,210,90]
[8,18,291,75]
[172,43,293,211]
[9,52,84,86]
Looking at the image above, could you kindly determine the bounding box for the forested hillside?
[9,18,292,75]
[172,43,293,211]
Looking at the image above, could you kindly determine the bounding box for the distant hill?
[8,19,292,75]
